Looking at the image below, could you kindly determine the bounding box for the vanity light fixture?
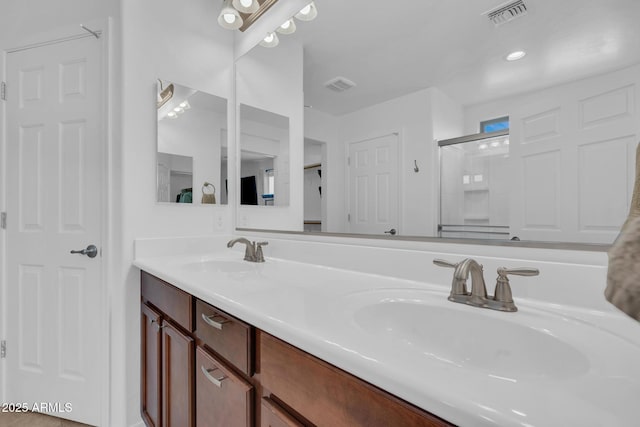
[217,0,280,32]
[260,32,279,48]
[218,0,317,48]
[157,80,174,109]
[506,50,526,61]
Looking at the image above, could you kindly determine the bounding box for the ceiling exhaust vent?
[484,0,528,26]
[324,76,356,93]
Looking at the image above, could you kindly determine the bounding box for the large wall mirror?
[236,0,640,246]
[157,80,228,205]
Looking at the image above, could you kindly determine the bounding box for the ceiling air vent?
[324,76,356,93]
[484,0,528,26]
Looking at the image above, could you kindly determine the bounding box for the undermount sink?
[338,289,592,380]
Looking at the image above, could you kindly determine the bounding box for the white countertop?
[133,244,640,427]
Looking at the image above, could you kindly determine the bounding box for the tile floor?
[0,411,92,427]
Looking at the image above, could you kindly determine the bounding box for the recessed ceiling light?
[506,50,526,61]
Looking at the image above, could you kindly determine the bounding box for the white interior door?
[348,134,399,235]
[5,34,103,425]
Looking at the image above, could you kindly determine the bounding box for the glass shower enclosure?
[439,130,511,240]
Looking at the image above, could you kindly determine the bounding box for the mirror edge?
[235,228,611,252]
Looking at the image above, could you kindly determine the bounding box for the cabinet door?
[141,303,162,427]
[260,397,305,427]
[162,321,195,427]
[196,346,253,427]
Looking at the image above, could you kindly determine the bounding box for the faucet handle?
[433,259,460,269]
[497,267,539,277]
[492,267,540,312]
[255,241,268,263]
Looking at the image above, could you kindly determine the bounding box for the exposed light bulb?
[294,1,317,21]
[167,111,177,119]
[218,0,243,29]
[232,0,258,13]
[260,31,279,48]
[277,18,297,35]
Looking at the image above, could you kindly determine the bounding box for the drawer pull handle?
[202,313,229,330]
[201,365,227,387]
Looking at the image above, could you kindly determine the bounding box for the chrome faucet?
[227,238,268,262]
[433,258,539,312]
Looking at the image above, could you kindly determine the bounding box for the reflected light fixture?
[277,18,296,35]
[157,80,174,109]
[232,0,259,14]
[260,32,279,48]
[295,1,318,21]
[218,0,243,30]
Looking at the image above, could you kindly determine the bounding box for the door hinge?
[347,157,350,166]
[347,213,351,222]
[1,341,6,358]
[1,212,6,229]
[1,82,6,101]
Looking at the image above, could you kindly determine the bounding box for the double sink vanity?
[133,235,640,426]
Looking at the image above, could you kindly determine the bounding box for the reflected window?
[480,116,509,133]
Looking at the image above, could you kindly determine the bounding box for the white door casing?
[347,133,399,235]
[5,34,103,425]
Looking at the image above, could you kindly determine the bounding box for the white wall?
[236,39,304,230]
[120,1,234,425]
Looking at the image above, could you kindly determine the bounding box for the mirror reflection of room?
[239,104,290,206]
[236,0,640,245]
[156,79,228,205]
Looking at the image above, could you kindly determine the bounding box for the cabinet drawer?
[196,346,253,427]
[260,397,306,427]
[141,272,193,332]
[195,299,253,376]
[259,332,452,427]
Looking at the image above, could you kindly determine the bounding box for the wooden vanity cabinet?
[141,303,162,427]
[140,271,453,427]
[141,272,254,427]
[141,273,195,427]
[257,332,453,427]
